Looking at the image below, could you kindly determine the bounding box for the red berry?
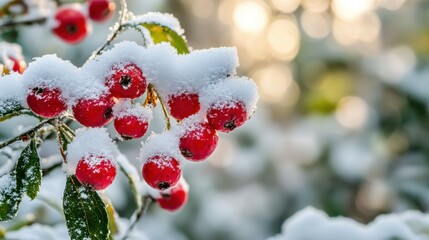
[9,57,25,73]
[88,0,115,22]
[157,182,188,212]
[52,8,88,44]
[75,155,116,190]
[114,115,149,140]
[106,63,147,99]
[167,93,200,120]
[207,101,247,132]
[27,87,67,118]
[72,94,115,127]
[179,122,218,161]
[142,155,181,190]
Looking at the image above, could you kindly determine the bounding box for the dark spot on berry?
[104,107,113,119]
[119,75,132,89]
[161,193,171,199]
[121,135,133,141]
[224,120,236,131]
[181,149,193,158]
[226,74,231,77]
[66,24,78,34]
[102,8,110,17]
[158,181,170,190]
[32,87,44,95]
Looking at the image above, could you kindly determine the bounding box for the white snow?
[200,76,259,115]
[128,12,185,35]
[0,72,26,111]
[269,207,429,240]
[113,99,153,121]
[64,127,118,175]
[138,131,183,166]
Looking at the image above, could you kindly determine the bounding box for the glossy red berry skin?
[158,182,188,212]
[75,155,116,190]
[52,8,88,44]
[142,155,181,190]
[114,115,149,140]
[72,94,115,127]
[207,101,247,132]
[106,63,147,99]
[168,93,200,120]
[179,122,218,161]
[27,87,67,118]
[88,0,115,22]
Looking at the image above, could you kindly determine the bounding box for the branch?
[0,17,47,33]
[152,87,171,130]
[121,196,153,240]
[0,118,57,149]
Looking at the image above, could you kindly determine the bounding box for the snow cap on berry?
[171,113,206,137]
[176,47,239,91]
[200,76,259,115]
[139,131,183,165]
[113,99,153,121]
[0,73,26,112]
[64,127,118,175]
[23,54,79,103]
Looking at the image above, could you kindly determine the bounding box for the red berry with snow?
[106,63,147,99]
[9,57,25,73]
[27,87,67,118]
[72,94,115,127]
[207,101,247,132]
[142,155,181,190]
[114,115,149,140]
[88,0,115,22]
[75,155,116,190]
[168,93,200,120]
[158,182,188,212]
[179,122,218,161]
[52,8,88,44]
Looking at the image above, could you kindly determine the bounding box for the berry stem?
[0,117,59,149]
[0,17,47,33]
[87,0,128,61]
[121,195,153,240]
[151,86,172,130]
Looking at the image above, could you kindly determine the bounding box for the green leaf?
[142,23,190,54]
[63,176,110,240]
[0,173,23,221]
[16,138,42,200]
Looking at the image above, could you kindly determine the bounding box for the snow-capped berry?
[179,122,218,161]
[52,7,88,44]
[114,115,149,140]
[157,181,188,212]
[88,0,115,22]
[207,101,247,132]
[27,87,67,118]
[75,155,116,190]
[142,155,181,190]
[106,63,147,99]
[72,94,115,127]
[167,93,200,120]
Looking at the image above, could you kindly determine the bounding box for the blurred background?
[3,0,429,239]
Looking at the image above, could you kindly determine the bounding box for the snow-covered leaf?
[16,138,42,200]
[63,176,110,240]
[0,100,22,121]
[0,173,22,221]
[142,23,189,54]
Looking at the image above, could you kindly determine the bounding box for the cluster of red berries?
[20,42,257,212]
[52,0,115,44]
